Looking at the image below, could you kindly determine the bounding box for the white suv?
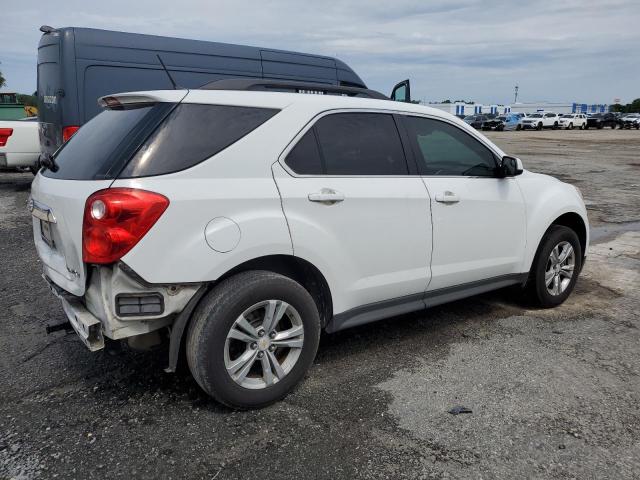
[558,113,587,130]
[520,112,560,130]
[30,81,588,408]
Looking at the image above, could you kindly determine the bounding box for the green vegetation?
[0,69,6,88]
[610,98,640,113]
[17,93,37,107]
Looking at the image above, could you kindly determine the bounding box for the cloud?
[0,0,638,103]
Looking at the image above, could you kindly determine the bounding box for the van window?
[313,113,407,175]
[402,116,497,176]
[120,104,279,177]
[42,103,171,180]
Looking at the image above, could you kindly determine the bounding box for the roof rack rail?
[198,79,388,100]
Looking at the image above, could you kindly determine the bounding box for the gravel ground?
[1,129,639,479]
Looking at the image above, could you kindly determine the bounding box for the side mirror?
[499,156,524,177]
[390,79,411,103]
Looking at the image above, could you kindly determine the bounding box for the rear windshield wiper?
[40,153,59,172]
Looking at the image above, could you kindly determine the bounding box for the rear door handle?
[434,191,460,204]
[308,189,345,205]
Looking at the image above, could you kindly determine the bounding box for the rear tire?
[568,123,574,130]
[186,271,321,409]
[525,225,582,307]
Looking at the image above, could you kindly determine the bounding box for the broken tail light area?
[0,128,14,147]
[82,188,169,264]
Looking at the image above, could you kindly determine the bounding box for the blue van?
[37,26,370,157]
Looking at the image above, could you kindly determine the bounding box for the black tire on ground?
[186,270,321,409]
[524,225,582,308]
[516,124,522,131]
[568,123,574,130]
[552,122,558,130]
[636,124,639,130]
[537,122,543,131]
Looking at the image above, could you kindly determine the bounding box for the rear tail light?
[82,188,169,264]
[62,125,80,142]
[0,128,13,147]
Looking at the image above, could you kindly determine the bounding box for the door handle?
[434,191,460,204]
[308,188,345,205]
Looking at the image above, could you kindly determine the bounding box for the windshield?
[561,114,574,118]
[529,114,543,118]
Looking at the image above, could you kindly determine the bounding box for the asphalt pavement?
[1,128,639,479]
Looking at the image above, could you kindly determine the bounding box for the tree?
[629,98,640,113]
[17,93,37,107]
[0,69,6,88]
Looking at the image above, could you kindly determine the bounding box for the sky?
[0,0,638,105]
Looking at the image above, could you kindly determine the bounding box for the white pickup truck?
[0,117,40,171]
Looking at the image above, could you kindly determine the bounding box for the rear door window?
[284,129,323,175]
[120,104,279,177]
[313,113,408,175]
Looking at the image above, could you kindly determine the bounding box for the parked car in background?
[558,114,587,130]
[29,80,588,408]
[497,113,521,131]
[520,112,559,130]
[620,113,640,129]
[0,117,40,171]
[463,115,504,130]
[586,113,617,129]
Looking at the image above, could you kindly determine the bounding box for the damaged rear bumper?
[44,263,201,351]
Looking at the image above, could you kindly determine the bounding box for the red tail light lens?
[62,125,80,142]
[0,128,13,147]
[82,188,169,264]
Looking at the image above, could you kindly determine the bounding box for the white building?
[510,103,608,114]
[427,102,512,117]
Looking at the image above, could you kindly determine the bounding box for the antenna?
[514,84,519,104]
[156,54,179,90]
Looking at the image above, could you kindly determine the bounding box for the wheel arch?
[166,254,333,373]
[526,211,588,275]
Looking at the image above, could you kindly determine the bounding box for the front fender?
[517,171,589,272]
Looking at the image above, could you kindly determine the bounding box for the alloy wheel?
[224,300,304,389]
[545,241,575,296]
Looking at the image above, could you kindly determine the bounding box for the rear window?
[43,103,279,180]
[42,103,171,180]
[120,104,279,178]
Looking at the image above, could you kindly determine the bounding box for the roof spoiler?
[97,91,188,109]
[199,79,388,100]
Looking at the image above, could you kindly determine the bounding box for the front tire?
[525,225,582,307]
[186,271,321,409]
[537,122,543,131]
